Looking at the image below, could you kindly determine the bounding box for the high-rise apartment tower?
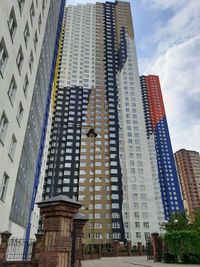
[175,149,200,217]
[42,1,162,246]
[0,0,65,238]
[140,75,184,220]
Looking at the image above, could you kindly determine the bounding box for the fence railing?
[6,238,35,261]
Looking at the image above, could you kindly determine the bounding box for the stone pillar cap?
[37,195,82,208]
[35,231,44,238]
[0,231,11,235]
[74,213,89,221]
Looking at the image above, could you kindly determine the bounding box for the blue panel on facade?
[154,116,184,219]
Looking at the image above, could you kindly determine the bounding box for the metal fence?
[6,238,35,261]
[145,237,154,260]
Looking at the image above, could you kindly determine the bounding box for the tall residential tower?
[0,0,65,238]
[42,1,161,245]
[175,149,200,217]
[140,75,184,220]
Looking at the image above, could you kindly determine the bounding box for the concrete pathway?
[82,256,200,267]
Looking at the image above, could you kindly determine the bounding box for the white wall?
[0,0,51,237]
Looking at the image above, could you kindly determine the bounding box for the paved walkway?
[82,256,200,267]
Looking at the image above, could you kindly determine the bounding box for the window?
[95,213,101,219]
[134,212,139,218]
[135,222,140,228]
[142,202,147,209]
[0,112,8,143]
[18,0,25,15]
[33,31,38,51]
[143,222,150,228]
[38,14,42,33]
[8,7,17,41]
[95,204,102,209]
[30,2,35,25]
[0,173,9,201]
[42,0,45,16]
[8,75,17,105]
[24,22,30,47]
[16,102,24,126]
[23,74,29,97]
[0,38,9,77]
[8,135,17,160]
[16,46,24,74]
[29,51,34,73]
[136,232,141,238]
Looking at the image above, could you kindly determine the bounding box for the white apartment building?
[0,0,65,238]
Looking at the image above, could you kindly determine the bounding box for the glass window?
[29,51,34,73]
[18,0,25,15]
[8,135,17,160]
[0,112,8,143]
[23,74,29,98]
[136,232,141,238]
[143,222,149,228]
[0,37,9,77]
[0,173,9,201]
[16,102,24,126]
[24,22,30,47]
[16,46,24,74]
[38,13,42,33]
[30,2,35,25]
[8,7,17,41]
[8,75,17,105]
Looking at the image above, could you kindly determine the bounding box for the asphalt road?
[82,256,200,267]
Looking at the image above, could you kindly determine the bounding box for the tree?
[165,211,189,232]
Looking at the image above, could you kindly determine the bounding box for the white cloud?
[140,0,187,10]
[139,0,200,152]
[67,0,105,5]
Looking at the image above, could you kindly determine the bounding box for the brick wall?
[0,261,36,267]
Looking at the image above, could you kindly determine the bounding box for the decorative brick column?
[32,231,44,263]
[73,214,88,267]
[89,244,94,259]
[0,231,12,263]
[127,240,132,256]
[37,195,81,267]
[81,244,84,260]
[97,244,101,259]
[113,240,119,257]
[151,232,161,262]
[137,242,142,256]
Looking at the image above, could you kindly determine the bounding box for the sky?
[67,0,200,153]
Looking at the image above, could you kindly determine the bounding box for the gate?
[145,237,154,260]
[71,225,76,267]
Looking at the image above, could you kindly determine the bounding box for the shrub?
[162,229,200,263]
[163,252,178,263]
[181,252,200,264]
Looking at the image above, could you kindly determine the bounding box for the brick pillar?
[151,232,161,262]
[81,244,84,260]
[37,195,81,267]
[137,242,142,256]
[127,240,132,256]
[32,231,44,263]
[89,244,93,260]
[97,244,101,259]
[113,240,119,257]
[73,214,88,267]
[0,231,12,263]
